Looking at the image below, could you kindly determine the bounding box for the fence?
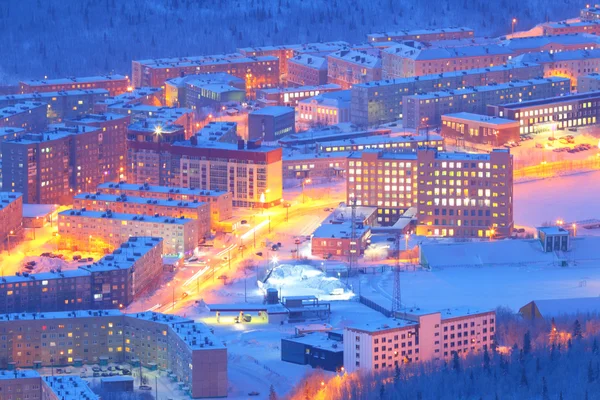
[514,157,600,181]
[359,295,392,317]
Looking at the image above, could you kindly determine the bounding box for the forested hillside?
[0,0,584,83]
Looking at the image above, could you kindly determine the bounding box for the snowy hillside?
[0,0,584,83]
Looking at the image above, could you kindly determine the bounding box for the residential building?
[0,311,227,398]
[381,43,513,79]
[58,209,198,255]
[131,54,279,94]
[97,182,233,226]
[248,106,295,141]
[542,20,600,36]
[351,62,544,126]
[311,221,371,258]
[278,127,394,147]
[344,308,495,373]
[94,87,163,113]
[0,192,23,252]
[169,139,283,208]
[110,105,196,139]
[73,192,211,240]
[501,33,600,55]
[0,89,109,122]
[441,113,520,146]
[0,102,47,132]
[317,133,444,154]
[256,84,341,108]
[164,73,246,110]
[347,148,513,237]
[293,41,351,57]
[283,151,352,180]
[581,4,600,20]
[238,44,299,78]
[19,75,129,97]
[0,236,163,313]
[287,55,328,86]
[0,371,99,400]
[66,113,131,183]
[487,91,600,135]
[367,27,475,43]
[577,72,600,92]
[297,90,352,127]
[1,124,104,204]
[512,49,600,89]
[196,121,239,144]
[402,77,570,129]
[327,50,382,89]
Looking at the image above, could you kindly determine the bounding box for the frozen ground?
[514,170,600,230]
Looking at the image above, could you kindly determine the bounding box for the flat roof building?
[0,102,48,132]
[94,87,163,113]
[327,50,382,89]
[441,112,520,146]
[256,84,341,108]
[19,75,129,97]
[248,106,295,141]
[311,221,371,259]
[297,90,352,128]
[0,372,99,400]
[196,121,239,144]
[543,20,600,36]
[367,27,475,43]
[501,33,600,55]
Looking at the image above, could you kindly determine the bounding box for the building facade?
[0,102,48,132]
[256,84,341,108]
[287,55,329,86]
[19,75,129,97]
[297,90,352,127]
[0,192,23,252]
[441,113,520,146]
[248,106,295,141]
[327,50,382,89]
[367,27,475,43]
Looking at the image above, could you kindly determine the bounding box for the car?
[40,252,51,257]
[93,372,100,377]
[72,255,82,261]
[386,237,396,242]
[87,257,94,261]
[271,245,278,251]
[25,265,35,270]
[277,242,282,247]
[294,239,301,245]
[181,292,189,299]
[26,261,36,267]
[186,256,198,263]
[255,252,263,257]
[101,372,110,377]
[122,369,131,375]
[78,258,89,263]
[248,392,260,396]
[324,208,331,212]
[535,143,543,149]
[92,366,101,372]
[240,220,247,225]
[139,385,153,391]
[107,366,114,371]
[115,366,122,370]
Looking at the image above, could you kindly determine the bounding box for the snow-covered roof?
[42,376,99,400]
[528,297,600,318]
[22,203,55,218]
[95,87,162,106]
[514,48,600,63]
[0,309,123,322]
[443,112,519,126]
[250,106,294,117]
[498,91,600,109]
[284,332,343,352]
[384,43,513,61]
[258,84,340,95]
[368,27,474,40]
[59,209,193,225]
[21,75,127,86]
[0,370,40,380]
[319,132,443,150]
[401,306,494,319]
[0,102,46,118]
[288,54,328,70]
[98,182,227,197]
[312,221,370,240]
[0,89,109,103]
[74,192,207,209]
[328,50,381,69]
[299,90,351,108]
[346,318,418,333]
[537,226,569,235]
[7,124,99,144]
[544,20,600,28]
[502,33,600,50]
[135,54,277,68]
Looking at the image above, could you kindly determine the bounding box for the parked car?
[240,220,248,225]
[72,255,82,260]
[255,252,263,257]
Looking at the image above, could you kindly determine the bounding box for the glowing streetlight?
[489,228,495,242]
[271,255,278,266]
[572,223,577,237]
[405,232,410,250]
[302,178,311,204]
[556,219,564,226]
[512,18,517,34]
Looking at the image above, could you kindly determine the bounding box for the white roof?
[284,332,343,352]
[42,376,99,400]
[529,297,600,318]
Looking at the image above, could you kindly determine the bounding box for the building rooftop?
[258,84,341,95]
[300,90,351,107]
[21,75,127,86]
[443,112,520,126]
[288,54,328,69]
[98,182,227,197]
[22,203,56,218]
[502,33,600,50]
[0,127,25,138]
[544,20,600,28]
[167,72,244,88]
[0,370,40,380]
[172,137,280,153]
[0,192,22,206]
[74,192,208,210]
[95,87,163,107]
[354,62,541,88]
[514,48,600,63]
[348,151,418,160]
[285,332,343,352]
[368,27,474,40]
[406,77,569,100]
[523,297,600,318]
[312,221,369,240]
[283,150,354,162]
[383,43,513,61]
[6,124,99,144]
[400,306,494,319]
[78,237,163,273]
[250,106,295,117]
[59,209,193,225]
[537,226,569,235]
[318,132,443,150]
[0,309,124,322]
[42,376,99,400]
[346,318,418,333]
[67,113,129,124]
[498,90,600,109]
[134,54,277,69]
[294,41,351,54]
[0,102,46,118]
[0,89,109,103]
[328,50,381,68]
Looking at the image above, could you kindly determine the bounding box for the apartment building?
[0,237,163,313]
[58,209,198,255]
[196,121,239,144]
[327,50,382,89]
[502,33,600,55]
[367,27,475,43]
[542,20,600,36]
[441,113,520,146]
[19,75,129,97]
[169,139,283,208]
[0,102,48,132]
[1,124,103,204]
[415,149,513,238]
[0,192,23,251]
[0,371,99,400]
[256,84,341,108]
[488,91,600,135]
[74,192,211,240]
[297,90,351,127]
[344,308,495,373]
[402,77,570,129]
[165,73,246,110]
[581,4,600,20]
[346,148,513,237]
[94,87,163,113]
[0,310,227,398]
[381,43,513,79]
[248,106,295,141]
[577,73,600,92]
[317,133,444,154]
[110,105,196,138]
[283,151,352,179]
[131,54,279,93]
[97,182,233,226]
[294,41,351,57]
[0,89,109,122]
[512,49,600,89]
[287,55,329,86]
[311,221,371,258]
[238,44,299,78]
[351,62,544,126]
[66,113,131,183]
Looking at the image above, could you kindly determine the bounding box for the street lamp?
[302,178,311,204]
[489,228,495,242]
[512,18,517,34]
[572,223,577,237]
[6,230,16,256]
[556,219,564,226]
[405,232,410,251]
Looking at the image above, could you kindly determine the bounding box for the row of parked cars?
[82,365,131,378]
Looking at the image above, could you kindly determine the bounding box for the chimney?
[237,139,245,150]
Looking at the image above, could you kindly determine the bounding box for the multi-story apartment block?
[512,49,600,89]
[19,75,129,97]
[382,43,513,79]
[131,54,279,94]
[287,55,328,86]
[0,192,23,251]
[97,182,233,226]
[93,87,163,113]
[58,209,198,255]
[317,133,444,154]
[351,62,544,126]
[488,91,600,135]
[0,102,48,132]
[66,113,131,183]
[0,237,163,313]
[248,106,295,141]
[0,310,227,398]
[0,371,99,400]
[327,50,382,89]
[283,151,352,179]
[196,121,239,144]
[502,33,600,56]
[164,73,246,109]
[344,308,495,373]
[347,148,513,237]
[169,139,283,208]
[294,41,351,57]
[367,27,475,43]
[74,192,211,240]
[415,149,513,238]
[297,90,352,127]
[542,20,600,36]
[110,105,196,139]
[0,89,109,122]
[581,4,600,20]
[441,113,520,146]
[256,84,341,108]
[1,124,105,204]
[402,77,570,129]
[577,72,600,92]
